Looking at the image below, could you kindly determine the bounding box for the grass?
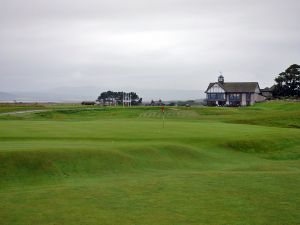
[0,103,46,113]
[0,103,97,113]
[0,101,299,225]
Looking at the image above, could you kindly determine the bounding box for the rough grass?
[0,101,299,225]
[0,103,46,113]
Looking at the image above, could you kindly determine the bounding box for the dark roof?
[261,86,274,92]
[205,82,260,93]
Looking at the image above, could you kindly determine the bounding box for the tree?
[273,64,300,97]
[97,91,142,105]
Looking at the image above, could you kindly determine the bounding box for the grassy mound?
[0,101,300,225]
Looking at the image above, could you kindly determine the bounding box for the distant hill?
[0,92,18,101]
[0,87,206,102]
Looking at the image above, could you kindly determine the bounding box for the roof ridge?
[205,81,259,93]
[223,82,258,83]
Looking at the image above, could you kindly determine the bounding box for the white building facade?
[205,75,266,106]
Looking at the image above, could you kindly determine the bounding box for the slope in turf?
[0,101,299,225]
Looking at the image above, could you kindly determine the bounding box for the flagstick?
[162,110,165,128]
[161,106,165,129]
[163,112,164,128]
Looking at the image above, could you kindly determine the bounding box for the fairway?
[0,101,300,225]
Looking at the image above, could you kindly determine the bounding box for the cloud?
[0,0,299,93]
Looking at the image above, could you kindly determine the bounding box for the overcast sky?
[0,0,299,93]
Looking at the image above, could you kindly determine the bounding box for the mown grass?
[0,101,299,225]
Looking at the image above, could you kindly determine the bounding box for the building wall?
[241,93,246,106]
[253,93,266,102]
[206,90,266,106]
[207,84,225,93]
[261,91,273,98]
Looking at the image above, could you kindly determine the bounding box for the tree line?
[97,91,142,105]
[273,64,300,98]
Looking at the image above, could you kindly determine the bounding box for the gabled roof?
[205,82,260,93]
[205,82,224,93]
[261,86,275,92]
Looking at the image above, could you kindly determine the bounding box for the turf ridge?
[0,101,299,225]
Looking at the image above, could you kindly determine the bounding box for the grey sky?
[0,0,299,93]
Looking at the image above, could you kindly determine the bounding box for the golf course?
[0,101,299,225]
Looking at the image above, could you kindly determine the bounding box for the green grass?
[0,101,300,225]
[0,103,97,113]
[0,103,46,113]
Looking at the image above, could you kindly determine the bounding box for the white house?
[205,75,266,106]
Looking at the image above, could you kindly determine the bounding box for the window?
[207,93,225,100]
[217,94,225,99]
[229,94,241,101]
[246,93,251,101]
